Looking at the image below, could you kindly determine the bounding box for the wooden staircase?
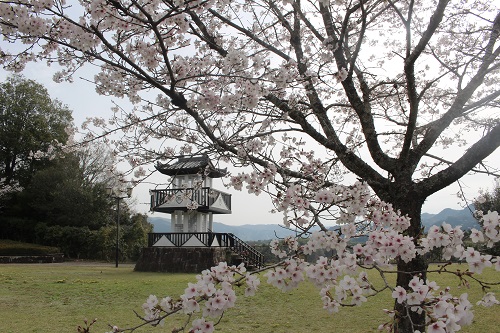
[226,233,264,269]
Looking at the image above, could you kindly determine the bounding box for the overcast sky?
[1,62,498,226]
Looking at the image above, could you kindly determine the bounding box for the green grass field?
[0,262,499,333]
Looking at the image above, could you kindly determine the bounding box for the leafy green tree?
[121,213,153,261]
[89,225,116,261]
[2,142,152,260]
[19,153,110,229]
[3,138,116,232]
[1,152,111,245]
[0,75,73,188]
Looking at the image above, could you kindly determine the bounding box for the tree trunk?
[4,154,16,185]
[394,254,428,333]
[377,185,428,333]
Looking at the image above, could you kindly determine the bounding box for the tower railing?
[150,187,231,211]
[148,232,264,268]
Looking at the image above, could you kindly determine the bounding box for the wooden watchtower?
[150,155,231,233]
[135,155,263,273]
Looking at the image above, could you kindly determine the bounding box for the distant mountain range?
[148,206,480,242]
[421,206,479,231]
[148,216,304,241]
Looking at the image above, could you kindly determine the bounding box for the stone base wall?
[0,253,64,264]
[134,247,230,273]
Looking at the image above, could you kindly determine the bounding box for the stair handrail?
[226,233,264,268]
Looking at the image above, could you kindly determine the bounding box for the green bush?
[0,239,60,256]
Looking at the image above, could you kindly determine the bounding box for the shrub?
[0,239,60,256]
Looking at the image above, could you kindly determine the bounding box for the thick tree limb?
[417,124,500,197]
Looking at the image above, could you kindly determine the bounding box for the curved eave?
[156,166,227,178]
[151,206,232,214]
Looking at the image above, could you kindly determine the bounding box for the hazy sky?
[1,62,498,226]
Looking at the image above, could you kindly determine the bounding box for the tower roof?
[156,155,226,178]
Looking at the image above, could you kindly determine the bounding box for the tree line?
[0,75,151,261]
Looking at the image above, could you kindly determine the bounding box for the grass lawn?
[0,262,499,333]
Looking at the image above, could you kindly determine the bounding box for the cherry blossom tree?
[1,1,500,332]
